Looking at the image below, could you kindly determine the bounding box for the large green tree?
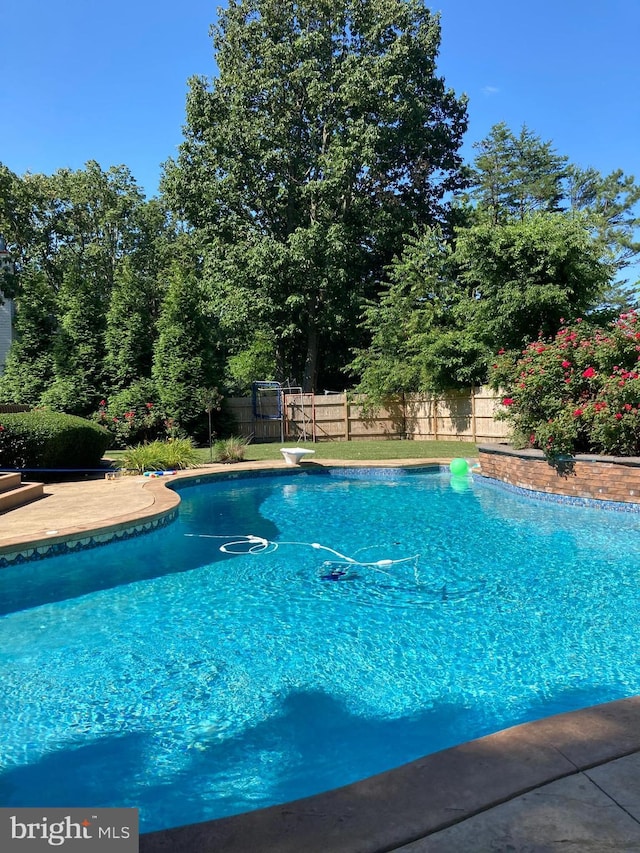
[162,0,468,390]
[152,264,222,433]
[0,162,178,412]
[351,228,486,396]
[0,266,57,404]
[454,212,613,352]
[468,123,640,286]
[353,212,614,399]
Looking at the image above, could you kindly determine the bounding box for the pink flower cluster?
[490,311,640,457]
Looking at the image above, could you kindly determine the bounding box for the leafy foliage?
[454,212,613,351]
[491,313,640,457]
[152,264,222,433]
[0,161,181,414]
[0,411,110,468]
[162,0,468,390]
[121,439,200,473]
[353,213,613,401]
[0,266,57,405]
[93,381,164,448]
[38,264,107,416]
[351,229,486,398]
[104,257,157,391]
[225,331,278,395]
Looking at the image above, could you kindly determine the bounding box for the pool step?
[0,473,44,513]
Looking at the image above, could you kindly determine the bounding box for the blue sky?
[1,0,638,200]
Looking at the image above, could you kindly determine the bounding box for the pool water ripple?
[2,468,640,831]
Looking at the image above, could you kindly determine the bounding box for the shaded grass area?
[106,439,477,466]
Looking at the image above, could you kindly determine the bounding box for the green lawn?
[243,439,477,461]
[106,439,477,466]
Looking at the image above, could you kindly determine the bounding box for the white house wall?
[0,294,13,374]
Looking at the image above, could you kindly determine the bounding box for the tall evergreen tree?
[0,266,57,404]
[39,264,108,415]
[468,122,569,224]
[162,0,468,390]
[566,165,640,275]
[104,257,157,391]
[152,264,222,432]
[0,163,180,410]
[103,199,178,391]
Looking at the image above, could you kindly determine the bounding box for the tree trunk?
[302,325,319,392]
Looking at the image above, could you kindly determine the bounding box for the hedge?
[0,411,111,468]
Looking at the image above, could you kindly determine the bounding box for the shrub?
[157,438,201,470]
[0,411,111,468]
[120,442,165,474]
[490,312,640,458]
[92,380,165,448]
[213,436,248,463]
[121,439,201,473]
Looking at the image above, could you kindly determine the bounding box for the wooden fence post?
[311,394,317,442]
[226,387,509,442]
[471,386,477,443]
[344,394,350,441]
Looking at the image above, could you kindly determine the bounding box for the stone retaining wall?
[478,444,640,504]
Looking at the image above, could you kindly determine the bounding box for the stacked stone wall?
[479,445,640,504]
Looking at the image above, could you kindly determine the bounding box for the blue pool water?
[2,467,640,832]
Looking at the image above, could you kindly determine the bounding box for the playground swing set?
[251,381,314,444]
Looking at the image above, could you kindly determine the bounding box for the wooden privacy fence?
[0,404,30,413]
[226,387,510,443]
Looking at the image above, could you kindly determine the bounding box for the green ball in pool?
[449,457,469,477]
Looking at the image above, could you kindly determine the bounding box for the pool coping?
[139,696,640,853]
[5,456,640,851]
[0,474,181,564]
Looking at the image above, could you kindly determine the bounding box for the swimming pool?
[2,466,640,832]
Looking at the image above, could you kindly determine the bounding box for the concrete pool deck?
[3,459,640,852]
